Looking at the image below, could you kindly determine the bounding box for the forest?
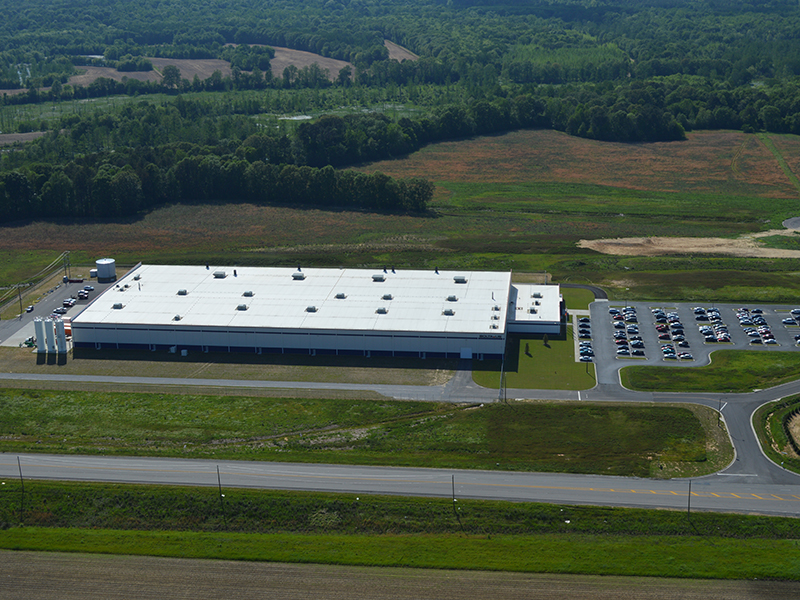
[2,0,800,221]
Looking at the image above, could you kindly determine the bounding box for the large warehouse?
[71,264,564,360]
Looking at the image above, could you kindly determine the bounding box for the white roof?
[508,284,562,324]
[73,265,513,335]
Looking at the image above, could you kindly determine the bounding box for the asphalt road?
[3,453,799,516]
[1,299,800,514]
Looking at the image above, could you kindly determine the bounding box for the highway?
[3,453,800,516]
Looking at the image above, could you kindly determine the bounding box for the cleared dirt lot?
[0,131,48,145]
[269,46,352,81]
[579,228,800,258]
[4,551,797,600]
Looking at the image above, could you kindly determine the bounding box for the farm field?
[6,552,798,600]
[3,130,800,302]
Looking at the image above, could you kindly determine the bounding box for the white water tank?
[34,318,46,353]
[55,319,67,354]
[96,258,116,283]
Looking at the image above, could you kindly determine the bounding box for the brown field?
[269,46,352,81]
[579,229,800,258]
[385,39,418,62]
[0,131,48,145]
[365,129,797,197]
[5,551,797,600]
[65,58,233,89]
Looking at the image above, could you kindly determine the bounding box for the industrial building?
[71,264,564,360]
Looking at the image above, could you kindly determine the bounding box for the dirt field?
[0,131,48,145]
[66,58,233,88]
[579,228,800,258]
[269,46,352,81]
[4,551,797,600]
[385,40,418,62]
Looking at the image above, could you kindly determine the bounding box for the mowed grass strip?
[620,351,800,393]
[0,389,719,476]
[473,331,596,391]
[1,528,797,581]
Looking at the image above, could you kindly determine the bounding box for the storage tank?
[55,319,67,354]
[34,318,46,353]
[44,319,56,354]
[96,258,117,283]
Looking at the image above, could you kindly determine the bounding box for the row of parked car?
[651,307,693,360]
[736,307,777,345]
[610,306,644,357]
[577,317,593,361]
[49,285,94,319]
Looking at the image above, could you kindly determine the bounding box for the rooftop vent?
[237,304,248,311]
[454,275,467,284]
[177,289,188,296]
[173,314,181,321]
[529,307,538,314]
[535,300,540,305]
[447,295,458,302]
[382,293,393,300]
[243,290,254,297]
[492,305,501,311]
[492,314,500,320]
[292,272,306,280]
[372,274,385,282]
[335,292,347,299]
[306,305,318,313]
[443,308,455,316]
[112,303,124,310]
[376,307,388,314]
[490,323,499,329]
[213,270,227,279]
[133,274,141,281]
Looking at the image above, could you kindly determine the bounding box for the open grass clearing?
[0,347,454,386]
[560,287,595,310]
[620,350,800,393]
[0,389,727,477]
[1,527,798,581]
[473,331,596,391]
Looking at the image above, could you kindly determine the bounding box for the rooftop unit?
[213,270,227,279]
[292,272,306,280]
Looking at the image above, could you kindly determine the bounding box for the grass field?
[620,350,800,393]
[0,389,725,476]
[2,527,798,581]
[473,331,596,391]
[561,287,595,310]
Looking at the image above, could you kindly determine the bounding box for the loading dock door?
[460,347,473,359]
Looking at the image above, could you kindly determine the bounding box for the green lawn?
[620,350,800,393]
[473,330,596,390]
[2,528,798,580]
[0,389,725,477]
[561,287,595,310]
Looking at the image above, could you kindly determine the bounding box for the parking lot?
[578,301,800,379]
